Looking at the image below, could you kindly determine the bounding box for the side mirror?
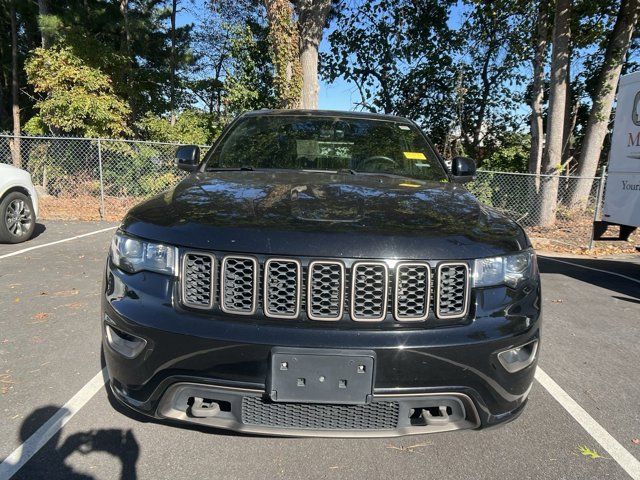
[175,145,200,172]
[451,156,476,182]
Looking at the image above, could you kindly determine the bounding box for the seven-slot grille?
[181,254,470,322]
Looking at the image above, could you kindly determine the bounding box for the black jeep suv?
[102,110,540,437]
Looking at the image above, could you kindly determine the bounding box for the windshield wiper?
[206,166,255,172]
[337,168,357,175]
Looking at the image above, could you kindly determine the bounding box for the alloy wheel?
[5,199,33,237]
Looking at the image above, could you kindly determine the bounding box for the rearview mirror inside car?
[175,145,200,172]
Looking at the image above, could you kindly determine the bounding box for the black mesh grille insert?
[264,259,300,318]
[308,262,344,320]
[241,397,399,430]
[437,263,469,318]
[221,256,257,314]
[395,263,430,321]
[351,263,388,321]
[182,253,214,308]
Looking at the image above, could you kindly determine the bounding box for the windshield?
[204,115,449,182]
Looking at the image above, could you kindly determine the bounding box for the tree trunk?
[120,0,130,55]
[536,0,571,226]
[264,0,302,109]
[568,0,640,209]
[296,0,331,109]
[529,0,549,181]
[37,0,51,48]
[170,0,177,126]
[472,41,495,155]
[10,0,21,169]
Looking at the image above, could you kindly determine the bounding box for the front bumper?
[102,262,540,437]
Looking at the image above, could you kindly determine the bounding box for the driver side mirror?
[175,145,200,172]
[451,156,476,182]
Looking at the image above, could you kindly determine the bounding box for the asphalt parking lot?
[0,221,639,479]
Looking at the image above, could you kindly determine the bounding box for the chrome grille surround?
[181,252,215,309]
[263,258,302,319]
[394,262,431,321]
[220,255,259,315]
[307,260,345,321]
[180,253,471,323]
[436,262,470,319]
[350,262,389,322]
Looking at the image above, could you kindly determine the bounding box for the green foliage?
[264,0,302,108]
[224,23,278,115]
[137,109,220,144]
[482,134,531,172]
[25,47,132,137]
[323,0,459,142]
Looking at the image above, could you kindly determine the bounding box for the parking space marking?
[540,256,640,285]
[536,367,640,479]
[0,369,107,480]
[0,226,117,260]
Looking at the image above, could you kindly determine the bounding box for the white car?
[0,163,39,243]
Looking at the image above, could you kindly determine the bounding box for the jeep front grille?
[307,261,345,321]
[181,253,470,322]
[436,263,470,319]
[264,259,301,319]
[351,262,388,321]
[220,256,258,315]
[181,252,215,309]
[394,262,431,321]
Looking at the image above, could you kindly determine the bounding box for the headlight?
[110,231,177,275]
[473,250,535,288]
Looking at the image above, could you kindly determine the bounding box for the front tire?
[0,192,36,243]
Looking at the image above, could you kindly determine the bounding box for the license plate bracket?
[268,348,375,405]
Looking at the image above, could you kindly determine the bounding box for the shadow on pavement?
[31,223,46,240]
[538,256,640,300]
[13,406,139,480]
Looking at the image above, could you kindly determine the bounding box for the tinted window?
[205,115,448,182]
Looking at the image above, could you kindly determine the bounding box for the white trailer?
[593,71,640,243]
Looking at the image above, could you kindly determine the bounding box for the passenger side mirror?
[175,145,200,172]
[451,156,476,182]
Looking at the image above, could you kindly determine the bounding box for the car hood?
[122,171,528,259]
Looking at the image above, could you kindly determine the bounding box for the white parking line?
[540,256,640,285]
[0,226,117,260]
[0,369,108,480]
[536,367,640,480]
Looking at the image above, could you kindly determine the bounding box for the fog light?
[105,324,147,359]
[498,340,538,373]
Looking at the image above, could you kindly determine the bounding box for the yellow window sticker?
[403,151,426,160]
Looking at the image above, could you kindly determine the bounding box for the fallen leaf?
[32,312,49,320]
[0,373,15,395]
[632,439,640,446]
[13,298,20,303]
[62,302,83,309]
[386,442,432,453]
[52,290,78,297]
[578,446,606,460]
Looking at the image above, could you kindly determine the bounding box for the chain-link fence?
[0,134,605,228]
[0,134,210,221]
[467,170,606,227]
